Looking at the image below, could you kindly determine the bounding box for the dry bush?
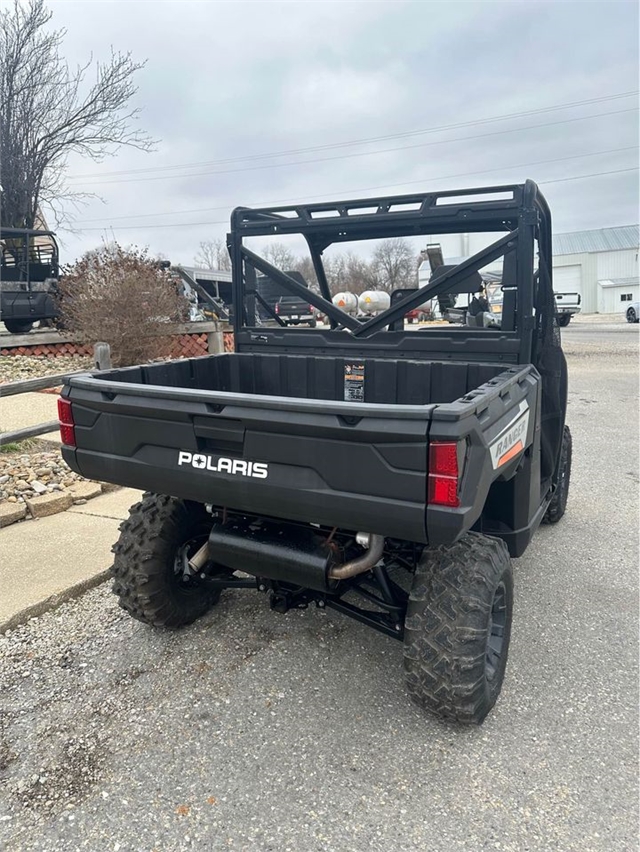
[58,243,187,367]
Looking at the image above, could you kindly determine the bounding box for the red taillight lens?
[275,303,280,314]
[428,441,460,507]
[309,305,313,313]
[428,475,460,507]
[429,441,459,477]
[57,397,76,447]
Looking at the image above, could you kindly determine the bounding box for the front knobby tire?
[112,493,220,628]
[543,425,572,524]
[403,532,513,725]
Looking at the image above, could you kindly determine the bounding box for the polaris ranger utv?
[60,181,571,724]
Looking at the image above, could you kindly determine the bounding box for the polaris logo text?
[177,451,268,479]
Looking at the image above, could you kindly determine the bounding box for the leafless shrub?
[57,244,187,367]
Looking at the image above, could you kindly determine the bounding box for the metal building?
[417,224,639,314]
[553,225,639,313]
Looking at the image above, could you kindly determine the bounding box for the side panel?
[0,290,57,321]
[425,366,542,554]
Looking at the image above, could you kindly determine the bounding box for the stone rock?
[0,502,27,528]
[31,481,48,495]
[35,467,50,478]
[25,492,73,518]
[14,480,31,491]
[68,481,102,501]
[0,474,9,485]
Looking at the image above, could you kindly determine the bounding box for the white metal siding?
[553,265,582,296]
[554,254,596,312]
[599,282,640,313]
[596,249,639,281]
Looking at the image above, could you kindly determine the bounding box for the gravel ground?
[0,355,92,385]
[0,325,637,852]
[0,446,87,506]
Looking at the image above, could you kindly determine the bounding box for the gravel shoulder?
[0,335,637,852]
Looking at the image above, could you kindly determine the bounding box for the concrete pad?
[0,487,144,630]
[68,481,103,502]
[0,392,59,432]
[68,487,144,520]
[0,510,120,630]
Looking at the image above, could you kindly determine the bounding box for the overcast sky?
[46,0,639,265]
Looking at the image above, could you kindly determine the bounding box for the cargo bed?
[63,353,538,546]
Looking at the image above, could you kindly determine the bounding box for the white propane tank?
[332,292,359,315]
[358,290,391,315]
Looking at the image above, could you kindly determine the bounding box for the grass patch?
[0,437,40,455]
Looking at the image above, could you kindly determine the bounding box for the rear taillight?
[57,397,76,447]
[308,305,313,313]
[428,441,461,507]
[275,303,280,314]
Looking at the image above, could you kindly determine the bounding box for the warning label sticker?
[344,363,365,402]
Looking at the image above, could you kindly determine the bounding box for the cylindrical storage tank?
[358,290,391,315]
[332,292,359,315]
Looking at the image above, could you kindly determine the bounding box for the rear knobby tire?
[626,307,638,324]
[543,424,572,524]
[556,314,571,327]
[111,493,220,628]
[403,532,513,725]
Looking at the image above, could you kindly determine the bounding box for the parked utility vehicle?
[0,227,59,333]
[60,181,571,725]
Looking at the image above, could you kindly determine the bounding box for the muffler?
[201,520,384,593]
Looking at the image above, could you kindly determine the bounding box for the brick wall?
[0,342,94,357]
[1,332,235,358]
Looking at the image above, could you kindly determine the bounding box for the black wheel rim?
[485,581,508,680]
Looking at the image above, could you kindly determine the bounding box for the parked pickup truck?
[554,290,581,327]
[60,181,571,725]
[274,295,316,327]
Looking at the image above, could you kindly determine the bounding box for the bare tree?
[57,243,187,367]
[262,241,297,270]
[371,239,417,293]
[0,0,153,229]
[194,238,231,270]
[294,254,319,291]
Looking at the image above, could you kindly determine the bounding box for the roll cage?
[0,227,59,285]
[228,180,554,366]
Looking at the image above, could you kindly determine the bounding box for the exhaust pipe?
[188,541,210,573]
[328,534,385,581]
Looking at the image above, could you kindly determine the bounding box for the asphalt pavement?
[0,325,638,852]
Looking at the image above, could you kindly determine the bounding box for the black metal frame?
[0,227,59,284]
[228,181,553,366]
[204,565,408,641]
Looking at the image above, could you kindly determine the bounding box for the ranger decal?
[489,402,530,469]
